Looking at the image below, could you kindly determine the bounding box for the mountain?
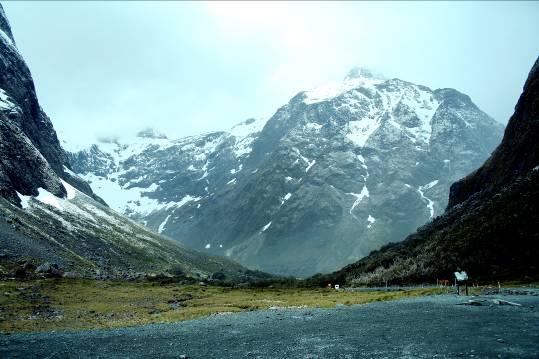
[316,57,539,286]
[0,4,261,282]
[0,6,103,206]
[69,67,504,277]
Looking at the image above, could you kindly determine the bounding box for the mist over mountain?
[68,68,504,276]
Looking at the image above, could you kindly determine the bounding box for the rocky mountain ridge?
[69,67,505,276]
[316,57,539,285]
[0,3,260,282]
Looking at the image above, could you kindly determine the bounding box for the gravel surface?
[1,294,538,358]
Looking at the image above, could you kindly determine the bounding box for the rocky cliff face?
[448,58,539,208]
[319,57,539,286]
[69,68,504,276]
[0,4,102,205]
[0,4,259,282]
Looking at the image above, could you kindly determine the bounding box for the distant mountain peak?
[136,128,168,140]
[344,67,386,81]
[304,67,387,105]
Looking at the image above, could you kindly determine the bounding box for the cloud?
[3,1,538,146]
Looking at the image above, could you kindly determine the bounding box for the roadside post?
[454,271,469,295]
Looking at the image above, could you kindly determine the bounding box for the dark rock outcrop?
[448,58,539,207]
[0,3,103,205]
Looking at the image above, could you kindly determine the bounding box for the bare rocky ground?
[1,292,538,358]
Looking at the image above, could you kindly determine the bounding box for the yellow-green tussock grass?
[0,279,449,333]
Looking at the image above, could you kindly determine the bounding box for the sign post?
[454,271,469,296]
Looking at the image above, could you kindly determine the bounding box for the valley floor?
[1,292,538,358]
[0,279,444,333]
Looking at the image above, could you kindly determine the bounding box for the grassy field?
[0,279,450,333]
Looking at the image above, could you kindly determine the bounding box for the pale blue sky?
[3,1,538,145]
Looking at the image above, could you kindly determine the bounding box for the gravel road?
[1,294,538,358]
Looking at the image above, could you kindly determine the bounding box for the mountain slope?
[317,57,539,286]
[70,68,504,276]
[0,4,259,281]
[0,181,247,279]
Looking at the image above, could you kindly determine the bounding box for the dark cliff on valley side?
[312,57,539,286]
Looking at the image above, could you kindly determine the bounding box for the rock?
[456,300,485,306]
[35,263,52,273]
[12,267,26,278]
[23,261,36,271]
[492,299,522,306]
[62,271,79,279]
[35,263,63,277]
[210,271,226,281]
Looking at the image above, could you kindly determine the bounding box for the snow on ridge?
[346,117,380,148]
[304,122,323,132]
[293,147,316,173]
[79,172,199,217]
[230,118,266,157]
[348,185,370,214]
[36,188,63,211]
[305,160,316,172]
[261,221,272,232]
[230,118,266,139]
[0,88,19,112]
[304,76,384,105]
[367,214,376,229]
[61,180,77,200]
[302,72,442,148]
[0,28,17,52]
[398,86,440,144]
[16,192,31,209]
[422,180,439,190]
[417,180,438,218]
[158,214,171,234]
[280,192,292,205]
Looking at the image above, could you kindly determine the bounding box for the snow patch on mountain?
[158,214,171,234]
[303,67,385,105]
[261,221,272,232]
[417,180,439,218]
[0,28,17,52]
[347,118,380,147]
[0,88,19,113]
[367,215,376,229]
[348,185,370,215]
[16,192,31,209]
[231,118,266,157]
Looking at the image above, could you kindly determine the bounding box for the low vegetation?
[0,279,448,333]
[312,169,539,287]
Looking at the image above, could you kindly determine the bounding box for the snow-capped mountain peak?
[304,67,386,105]
[136,128,168,139]
[344,67,386,81]
[67,69,504,277]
